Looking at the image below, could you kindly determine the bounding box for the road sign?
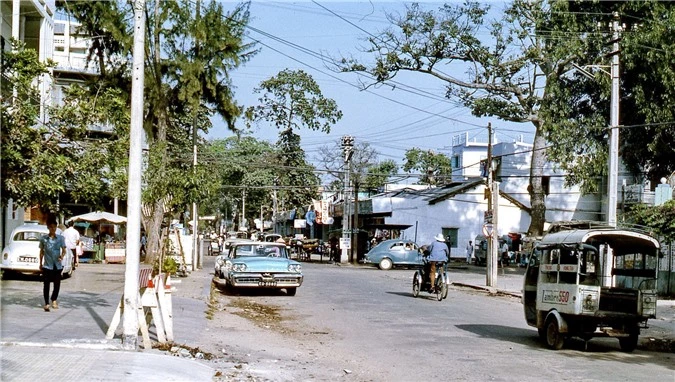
[340,238,351,249]
[484,211,493,224]
[482,223,494,238]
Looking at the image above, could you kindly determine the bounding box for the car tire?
[286,287,297,296]
[378,258,393,270]
[545,316,565,350]
[619,324,639,352]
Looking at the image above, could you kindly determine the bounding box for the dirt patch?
[226,298,295,335]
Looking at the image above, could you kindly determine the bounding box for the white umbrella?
[67,211,127,224]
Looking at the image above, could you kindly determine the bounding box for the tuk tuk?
[522,226,659,351]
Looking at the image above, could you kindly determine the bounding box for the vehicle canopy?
[535,228,659,289]
[536,228,659,255]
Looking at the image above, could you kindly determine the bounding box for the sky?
[211,1,535,169]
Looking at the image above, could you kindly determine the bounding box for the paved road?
[1,258,673,381]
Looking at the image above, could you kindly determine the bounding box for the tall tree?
[316,140,381,193]
[246,69,343,208]
[1,40,128,212]
[541,1,675,189]
[402,148,452,186]
[58,1,256,264]
[1,40,62,209]
[202,137,278,230]
[337,1,607,236]
[363,160,399,194]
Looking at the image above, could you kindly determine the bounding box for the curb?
[1,339,122,350]
[451,282,521,298]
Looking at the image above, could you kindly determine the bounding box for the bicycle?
[412,257,449,301]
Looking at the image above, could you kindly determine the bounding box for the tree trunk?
[143,105,169,265]
[528,124,547,237]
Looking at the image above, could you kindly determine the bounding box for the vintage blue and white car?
[363,239,423,270]
[1,222,75,278]
[216,242,303,296]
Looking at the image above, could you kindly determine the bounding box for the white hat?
[434,233,445,242]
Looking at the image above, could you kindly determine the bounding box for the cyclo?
[412,247,449,301]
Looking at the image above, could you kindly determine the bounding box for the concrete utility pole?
[191,0,201,272]
[341,135,354,263]
[607,12,622,227]
[485,123,498,287]
[123,0,146,350]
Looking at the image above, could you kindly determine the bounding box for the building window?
[442,228,458,249]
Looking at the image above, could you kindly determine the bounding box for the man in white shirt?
[63,220,81,267]
[466,240,473,265]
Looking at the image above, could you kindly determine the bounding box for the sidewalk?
[0,263,217,381]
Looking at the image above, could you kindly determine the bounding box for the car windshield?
[233,245,288,259]
[14,231,43,241]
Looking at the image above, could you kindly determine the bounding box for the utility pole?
[123,0,145,350]
[190,0,201,271]
[485,123,498,287]
[607,12,622,227]
[341,135,354,263]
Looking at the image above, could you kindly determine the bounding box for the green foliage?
[245,69,343,133]
[541,1,675,190]
[1,40,59,208]
[402,148,452,185]
[246,70,342,208]
[154,255,179,276]
[363,160,399,194]
[624,200,675,241]
[202,137,278,226]
[1,40,128,211]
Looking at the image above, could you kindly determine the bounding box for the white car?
[1,222,75,278]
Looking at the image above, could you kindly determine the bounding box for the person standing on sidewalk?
[466,240,474,265]
[63,220,80,267]
[39,216,66,312]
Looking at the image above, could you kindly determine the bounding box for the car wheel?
[412,272,420,298]
[378,258,393,270]
[545,316,565,350]
[619,324,639,352]
[286,287,297,296]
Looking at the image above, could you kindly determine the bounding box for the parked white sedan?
[1,222,75,278]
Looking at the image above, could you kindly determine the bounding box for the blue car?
[216,242,303,296]
[363,239,423,270]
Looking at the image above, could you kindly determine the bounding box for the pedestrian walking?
[466,240,474,264]
[63,220,80,267]
[39,216,66,312]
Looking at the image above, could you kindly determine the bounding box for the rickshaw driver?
[425,234,449,292]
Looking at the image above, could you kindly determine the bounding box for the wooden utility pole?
[123,0,146,350]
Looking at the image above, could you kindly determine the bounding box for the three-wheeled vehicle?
[522,226,659,351]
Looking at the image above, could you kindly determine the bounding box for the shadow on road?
[456,324,675,368]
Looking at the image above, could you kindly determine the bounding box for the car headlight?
[224,260,233,272]
[2,252,7,260]
[288,263,302,273]
[232,263,247,272]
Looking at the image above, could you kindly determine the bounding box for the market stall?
[67,212,127,264]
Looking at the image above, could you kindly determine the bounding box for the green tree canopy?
[246,69,343,208]
[57,0,256,263]
[402,148,452,186]
[336,0,651,235]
